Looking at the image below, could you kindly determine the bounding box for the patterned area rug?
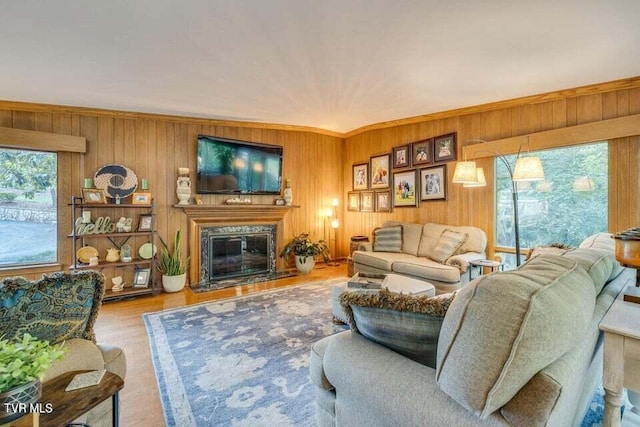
[144,279,347,426]
[145,279,611,426]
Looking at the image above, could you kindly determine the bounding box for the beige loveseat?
[311,233,631,427]
[353,221,487,293]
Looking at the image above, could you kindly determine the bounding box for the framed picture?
[352,163,369,190]
[433,132,457,163]
[82,188,107,204]
[375,190,392,213]
[347,191,360,212]
[137,214,153,231]
[393,170,418,207]
[132,192,151,205]
[412,138,433,166]
[133,267,151,288]
[420,165,447,201]
[360,191,374,213]
[392,145,410,169]
[370,154,390,189]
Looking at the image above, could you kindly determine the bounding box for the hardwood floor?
[94,263,347,426]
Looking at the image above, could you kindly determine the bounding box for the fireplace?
[200,225,276,285]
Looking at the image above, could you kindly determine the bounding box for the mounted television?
[196,135,283,195]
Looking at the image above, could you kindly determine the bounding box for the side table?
[468,259,504,281]
[600,286,640,427]
[14,370,124,427]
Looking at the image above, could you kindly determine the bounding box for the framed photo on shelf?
[420,165,447,201]
[360,191,374,213]
[347,191,360,212]
[375,190,392,213]
[412,138,433,166]
[132,192,151,205]
[392,170,418,207]
[137,214,153,231]
[370,154,390,189]
[133,267,151,288]
[82,188,107,204]
[433,133,457,163]
[352,163,369,190]
[392,145,410,169]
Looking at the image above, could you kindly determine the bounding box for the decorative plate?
[77,246,99,264]
[94,164,138,200]
[138,243,157,260]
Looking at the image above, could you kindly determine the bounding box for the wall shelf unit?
[68,196,159,301]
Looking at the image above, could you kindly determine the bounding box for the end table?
[468,259,505,281]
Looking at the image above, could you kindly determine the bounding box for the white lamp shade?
[452,161,478,184]
[536,180,553,192]
[572,176,595,192]
[331,218,340,229]
[463,168,487,187]
[325,208,333,218]
[332,198,339,207]
[513,157,544,181]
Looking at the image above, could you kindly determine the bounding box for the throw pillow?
[0,270,105,344]
[373,225,403,253]
[339,289,455,368]
[429,229,468,263]
[527,243,571,260]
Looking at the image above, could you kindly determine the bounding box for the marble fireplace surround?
[178,204,297,286]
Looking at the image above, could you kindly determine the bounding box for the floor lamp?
[324,198,340,266]
[452,141,544,267]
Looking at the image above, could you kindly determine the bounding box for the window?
[495,142,608,267]
[0,148,57,267]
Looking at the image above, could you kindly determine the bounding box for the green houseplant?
[279,233,330,274]
[0,334,65,423]
[158,230,190,292]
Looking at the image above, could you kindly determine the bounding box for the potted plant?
[279,233,330,274]
[0,334,65,424]
[158,230,190,292]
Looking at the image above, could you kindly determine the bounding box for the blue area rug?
[144,279,347,426]
[145,278,612,426]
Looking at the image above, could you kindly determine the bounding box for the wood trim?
[463,114,640,159]
[344,76,640,138]
[0,100,344,138]
[0,126,86,152]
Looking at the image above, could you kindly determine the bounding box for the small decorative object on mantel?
[176,167,191,205]
[225,197,252,205]
[274,198,286,206]
[284,179,293,205]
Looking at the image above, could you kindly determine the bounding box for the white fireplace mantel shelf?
[175,204,299,222]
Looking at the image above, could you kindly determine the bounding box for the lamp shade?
[536,180,553,193]
[452,161,478,184]
[572,176,595,192]
[513,156,544,181]
[332,198,339,207]
[331,218,340,229]
[325,208,333,218]
[463,168,487,188]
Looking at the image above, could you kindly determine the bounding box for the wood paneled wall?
[343,87,640,259]
[0,108,343,282]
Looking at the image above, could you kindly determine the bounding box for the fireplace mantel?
[176,204,299,285]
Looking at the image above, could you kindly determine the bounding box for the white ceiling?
[1,1,639,134]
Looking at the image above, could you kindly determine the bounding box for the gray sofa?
[353,221,487,293]
[311,233,631,426]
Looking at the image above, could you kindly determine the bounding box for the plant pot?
[162,273,186,292]
[0,380,42,424]
[295,256,316,274]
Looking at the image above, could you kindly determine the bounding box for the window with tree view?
[496,142,607,267]
[0,148,57,267]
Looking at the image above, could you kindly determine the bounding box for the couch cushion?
[417,223,486,258]
[436,255,596,419]
[381,221,424,255]
[392,258,461,283]
[0,271,105,345]
[373,225,403,253]
[561,248,615,294]
[353,250,415,271]
[579,232,624,280]
[340,289,455,368]
[429,230,468,263]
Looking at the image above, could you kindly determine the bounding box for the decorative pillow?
[340,289,455,368]
[429,229,468,263]
[373,225,403,253]
[527,243,571,260]
[436,255,595,418]
[0,271,105,344]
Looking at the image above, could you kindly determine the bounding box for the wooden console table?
[600,287,640,427]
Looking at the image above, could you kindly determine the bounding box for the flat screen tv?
[196,135,283,195]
